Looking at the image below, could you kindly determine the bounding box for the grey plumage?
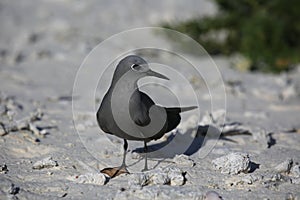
[97,55,197,171]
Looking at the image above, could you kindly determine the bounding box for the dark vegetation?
[162,0,300,73]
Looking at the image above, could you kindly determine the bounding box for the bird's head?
[112,55,169,83]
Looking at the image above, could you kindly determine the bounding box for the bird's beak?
[146,70,169,80]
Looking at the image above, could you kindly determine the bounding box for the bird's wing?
[129,90,155,126]
[164,106,197,133]
[129,90,197,137]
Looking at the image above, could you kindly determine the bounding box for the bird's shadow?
[133,124,252,159]
[132,125,219,159]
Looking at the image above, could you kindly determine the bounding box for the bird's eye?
[131,64,142,71]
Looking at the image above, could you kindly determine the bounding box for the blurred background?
[1,0,299,73]
[163,0,300,73]
[0,0,215,68]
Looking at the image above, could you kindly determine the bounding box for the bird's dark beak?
[146,70,169,80]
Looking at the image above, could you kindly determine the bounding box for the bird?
[97,55,197,173]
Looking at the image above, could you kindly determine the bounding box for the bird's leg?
[103,139,129,178]
[142,141,149,172]
[120,139,128,169]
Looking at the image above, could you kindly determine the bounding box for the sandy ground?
[1,1,300,199]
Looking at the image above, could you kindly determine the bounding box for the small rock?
[47,171,53,176]
[0,125,7,136]
[75,172,108,185]
[251,128,275,148]
[204,191,223,200]
[271,173,284,182]
[129,167,185,187]
[165,167,185,186]
[274,158,293,173]
[225,174,261,186]
[290,165,300,177]
[116,185,204,199]
[151,172,170,185]
[132,173,150,186]
[32,157,58,169]
[173,154,195,167]
[29,123,41,135]
[285,192,296,200]
[212,152,251,175]
[291,178,300,184]
[0,164,8,174]
[131,152,142,159]
[262,172,291,185]
[8,183,20,195]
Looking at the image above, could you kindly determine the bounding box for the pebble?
[116,185,204,200]
[0,125,7,136]
[285,193,296,200]
[8,183,20,195]
[291,178,300,184]
[32,156,58,169]
[212,152,251,175]
[274,158,293,173]
[47,171,53,176]
[173,154,195,167]
[131,152,142,159]
[151,173,170,185]
[204,191,223,200]
[129,167,186,187]
[225,174,261,186]
[270,173,284,182]
[290,165,300,177]
[262,172,287,185]
[166,167,186,186]
[0,164,9,174]
[251,127,274,148]
[75,172,108,185]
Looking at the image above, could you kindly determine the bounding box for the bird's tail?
[166,106,197,113]
[180,106,198,112]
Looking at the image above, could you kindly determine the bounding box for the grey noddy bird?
[97,55,197,172]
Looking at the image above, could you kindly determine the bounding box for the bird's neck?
[110,78,139,93]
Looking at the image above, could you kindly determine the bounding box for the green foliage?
[162,0,300,72]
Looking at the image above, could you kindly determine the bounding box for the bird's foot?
[141,166,149,172]
[101,165,129,178]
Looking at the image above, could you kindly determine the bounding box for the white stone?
[290,165,300,177]
[212,152,251,174]
[76,172,107,185]
[204,191,223,200]
[173,154,195,167]
[274,158,293,173]
[32,157,58,169]
[129,167,185,187]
